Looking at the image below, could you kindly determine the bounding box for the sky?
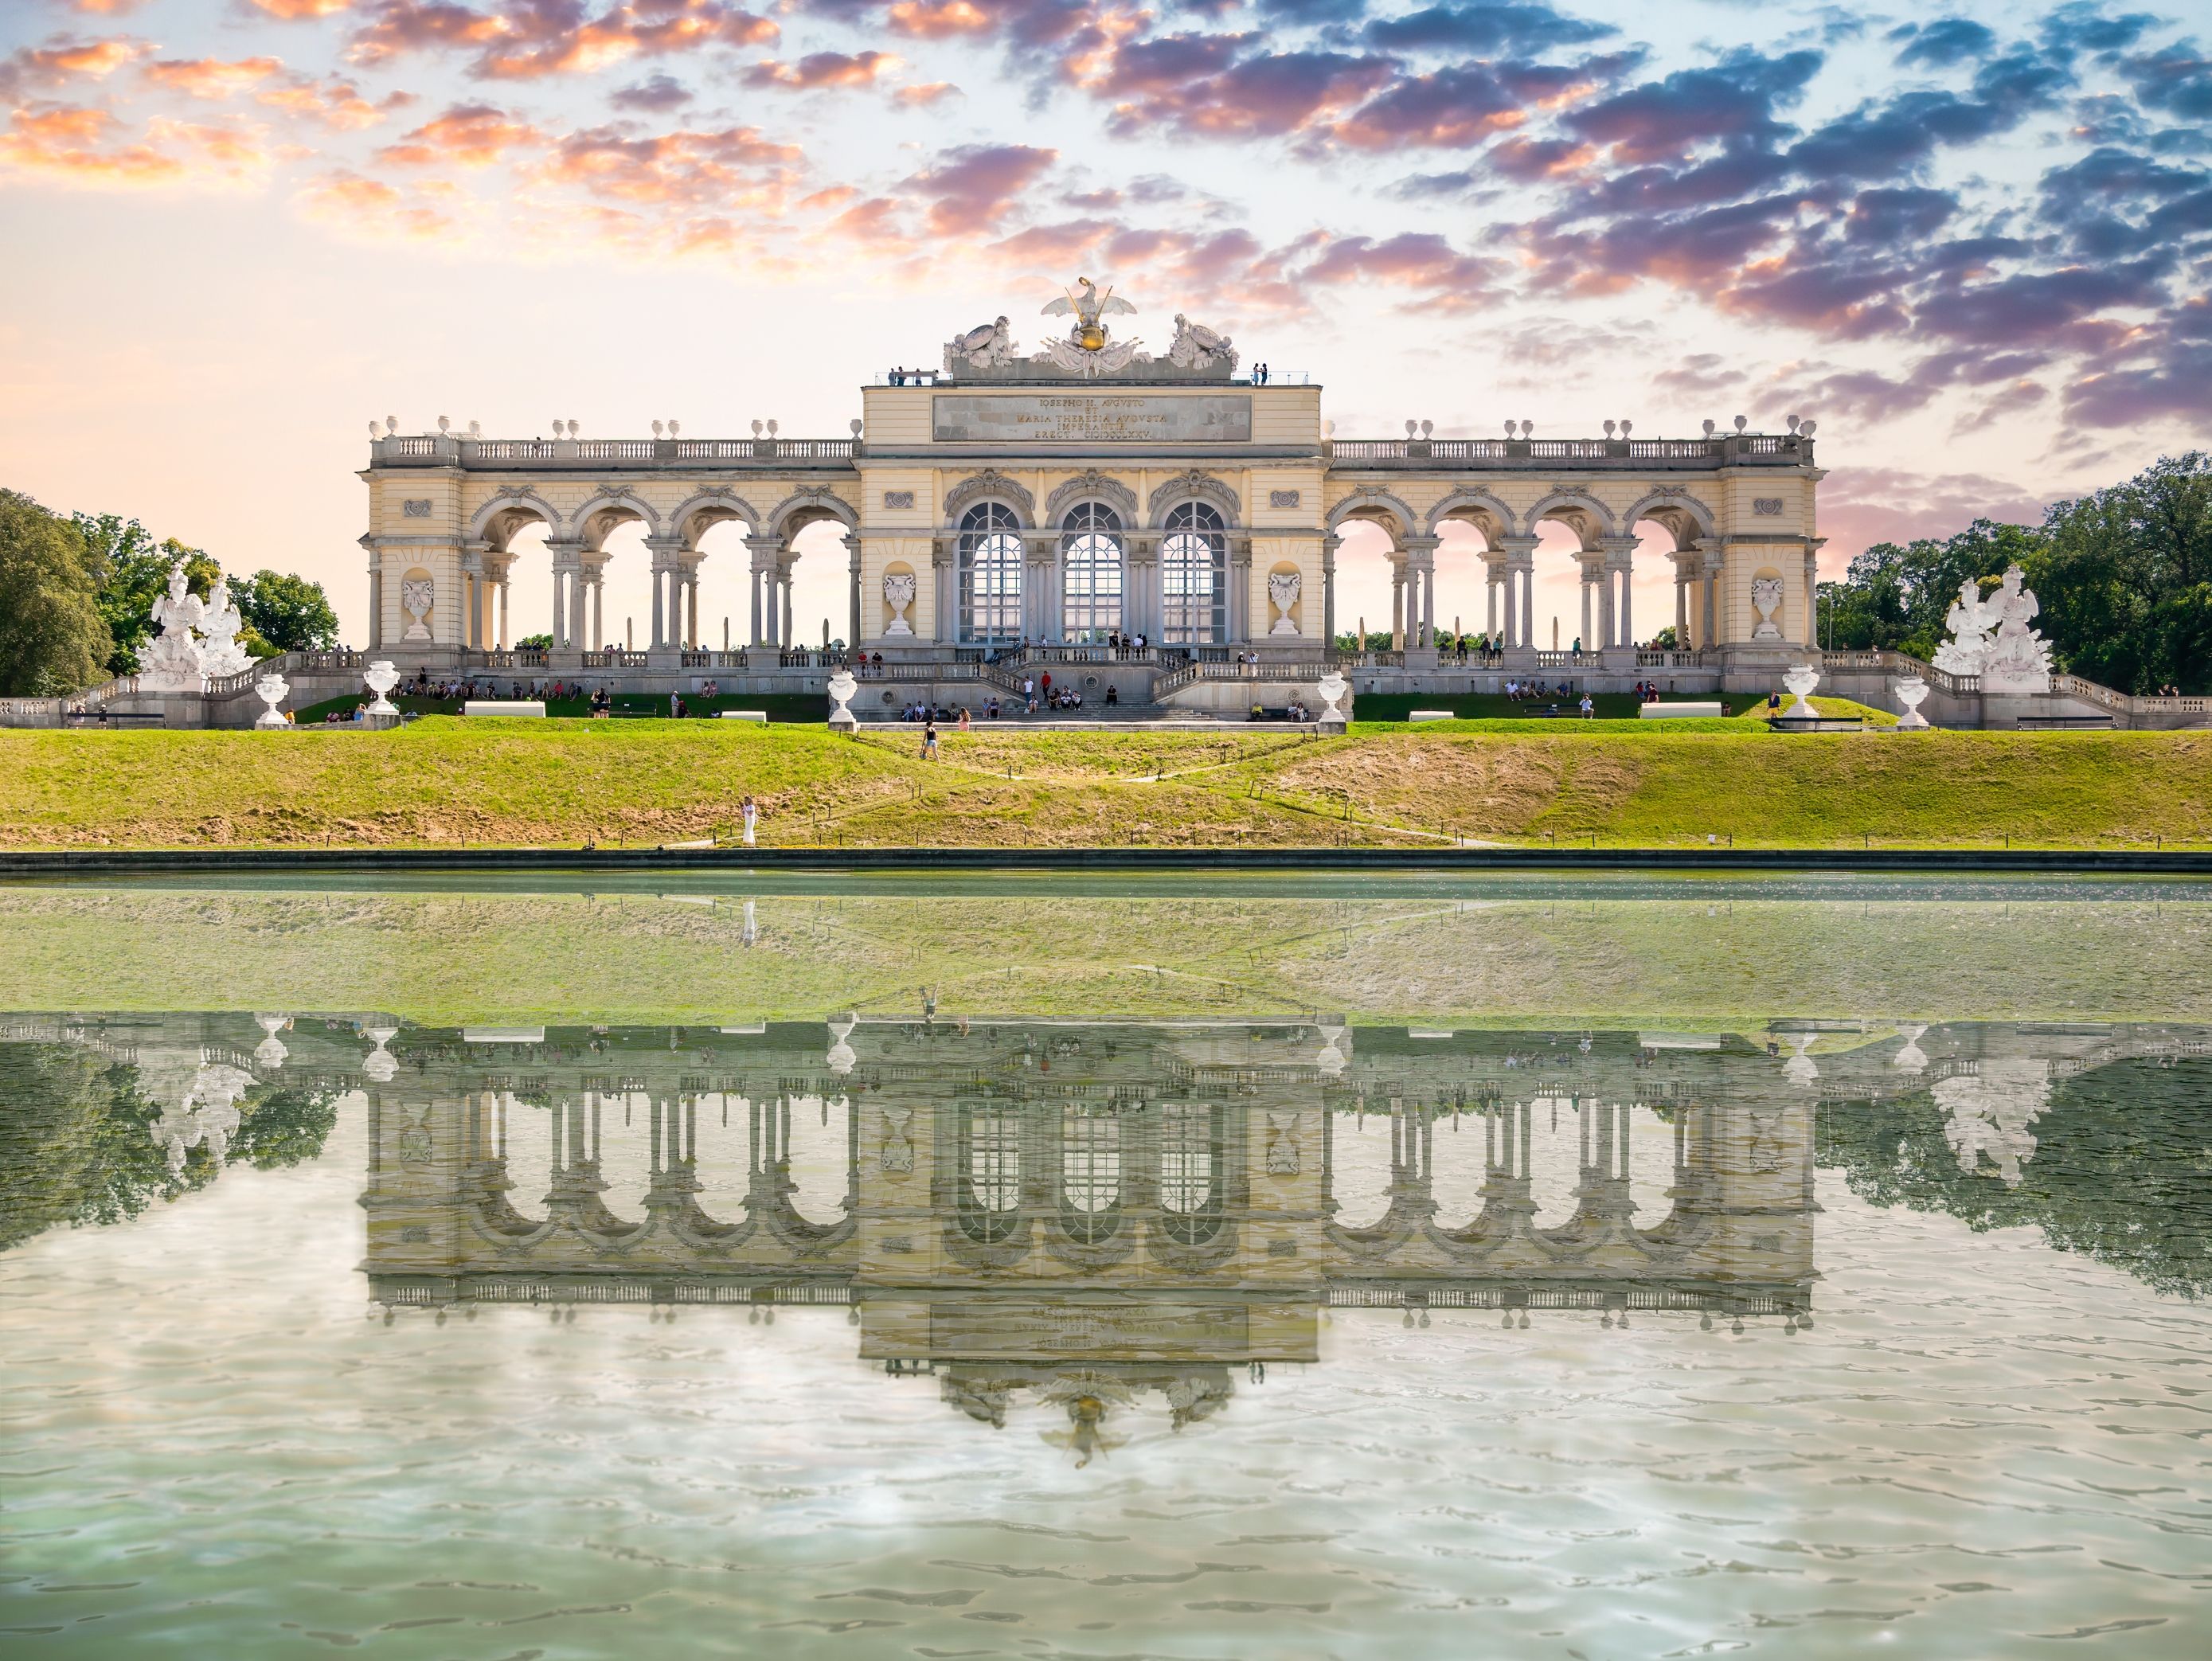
[2,0,2206,649]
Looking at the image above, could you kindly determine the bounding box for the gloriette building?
[358,284,1830,710]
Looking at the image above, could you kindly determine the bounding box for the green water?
[2,876,2208,1657]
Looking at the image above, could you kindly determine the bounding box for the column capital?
[1597,534,1640,564]
[1399,533,1440,556]
[545,537,585,573]
[1495,533,1540,565]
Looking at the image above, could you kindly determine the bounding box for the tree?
[2033,451,2212,694]
[0,490,113,697]
[231,569,340,654]
[72,513,221,678]
[517,631,553,650]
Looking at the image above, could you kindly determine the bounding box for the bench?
[719,709,768,722]
[463,700,545,717]
[66,710,166,726]
[1408,709,1457,721]
[2015,713,2116,730]
[1766,715,1864,733]
[1639,702,1725,718]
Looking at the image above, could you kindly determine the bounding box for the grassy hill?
[0,718,2207,850]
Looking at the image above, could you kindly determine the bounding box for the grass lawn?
[0,719,2207,850]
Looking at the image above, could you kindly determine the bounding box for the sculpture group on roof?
[944,280,1238,379]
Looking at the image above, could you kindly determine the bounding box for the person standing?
[741,795,758,846]
[922,717,940,760]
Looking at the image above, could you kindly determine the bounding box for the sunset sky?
[2,0,2206,647]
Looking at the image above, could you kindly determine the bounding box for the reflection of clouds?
[1936,1061,2050,1187]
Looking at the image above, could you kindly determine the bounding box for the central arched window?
[1060,1102,1122,1244]
[959,1104,1022,1244]
[1159,1102,1222,1245]
[1159,502,1228,644]
[958,502,1024,644]
[1061,502,1124,642]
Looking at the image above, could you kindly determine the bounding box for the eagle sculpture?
[1042,276,1136,351]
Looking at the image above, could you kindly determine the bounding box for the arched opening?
[771,498,859,652]
[1628,506,1710,652]
[1061,501,1125,642]
[1058,1101,1123,1245]
[690,517,757,654]
[1526,497,1612,656]
[958,1102,1022,1245]
[1428,498,1509,655]
[1159,1100,1224,1245]
[1159,502,1228,644]
[1330,515,1402,651]
[1329,1104,1397,1229]
[958,501,1024,645]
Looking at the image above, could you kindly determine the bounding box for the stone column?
[1229,536,1253,644]
[744,535,781,648]
[846,531,862,654]
[1389,561,1405,650]
[1675,563,1690,640]
[780,568,795,650]
[1320,532,1339,651]
[1694,537,1722,647]
[1596,535,1639,653]
[1495,535,1539,651]
[1803,549,1820,647]
[1400,534,1439,652]
[547,540,584,649]
[932,539,956,646]
[367,560,384,651]
[1579,559,1596,655]
[1484,560,1499,644]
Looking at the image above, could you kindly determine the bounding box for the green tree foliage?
[1817,518,2050,661]
[0,1041,338,1254]
[0,491,114,698]
[1816,1057,2212,1299]
[72,512,223,677]
[516,631,554,651]
[1818,453,2212,694]
[2034,452,2212,694]
[231,569,341,654]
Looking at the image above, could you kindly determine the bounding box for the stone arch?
[467,488,560,549]
[1146,468,1241,527]
[943,468,1034,526]
[1424,487,1517,542]
[1045,468,1141,528]
[767,486,858,539]
[1327,485,1418,540]
[572,487,662,552]
[1525,487,1617,546]
[1621,487,1716,550]
[670,488,764,548]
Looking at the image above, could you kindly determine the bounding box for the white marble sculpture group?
[944,282,1237,378]
[137,562,255,694]
[1933,564,2053,692]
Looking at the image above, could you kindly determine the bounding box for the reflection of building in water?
[13,1010,2206,1440]
[352,1018,1850,1440]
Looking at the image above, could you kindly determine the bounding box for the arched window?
[1159,502,1227,644]
[1060,1102,1122,1244]
[958,1104,1021,1244]
[958,502,1024,644]
[1061,502,1124,643]
[1159,1102,1222,1245]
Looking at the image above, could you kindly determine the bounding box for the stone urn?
[827,1013,858,1076]
[1781,662,1820,720]
[362,659,401,723]
[362,1025,399,1084]
[1315,669,1349,733]
[1894,675,1931,729]
[253,671,291,729]
[827,669,858,731]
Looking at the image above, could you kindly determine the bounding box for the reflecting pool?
[3,875,2211,1657]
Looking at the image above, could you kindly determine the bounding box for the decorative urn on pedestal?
[1894,676,1931,729]
[1315,669,1349,733]
[1781,663,1820,720]
[826,668,858,731]
[254,671,291,729]
[362,660,401,725]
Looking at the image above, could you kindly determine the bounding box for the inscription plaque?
[933,393,1251,444]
